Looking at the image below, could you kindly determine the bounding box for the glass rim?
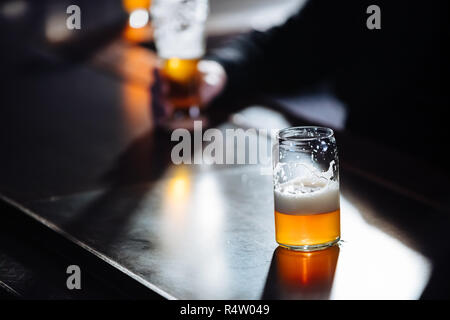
[277,126,334,142]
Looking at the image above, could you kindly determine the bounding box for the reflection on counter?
[329,196,432,299]
[263,245,339,299]
[155,166,229,298]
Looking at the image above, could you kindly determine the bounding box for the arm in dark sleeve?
[208,0,366,96]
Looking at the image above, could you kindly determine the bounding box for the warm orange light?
[115,43,154,131]
[166,166,191,204]
[276,245,339,291]
[162,58,200,83]
[122,0,151,12]
[121,0,153,42]
[109,44,155,85]
[162,166,192,230]
[123,23,153,43]
[121,83,151,132]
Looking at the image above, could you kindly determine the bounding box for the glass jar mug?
[273,126,340,251]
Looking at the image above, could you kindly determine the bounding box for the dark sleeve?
[208,0,366,96]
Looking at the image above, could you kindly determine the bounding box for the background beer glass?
[273,127,340,251]
[151,0,209,126]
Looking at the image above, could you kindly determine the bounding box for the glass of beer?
[151,0,209,127]
[273,127,340,251]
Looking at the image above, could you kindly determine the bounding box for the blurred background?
[0,0,306,64]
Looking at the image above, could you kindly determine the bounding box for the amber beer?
[275,210,340,247]
[274,177,340,248]
[161,57,201,109]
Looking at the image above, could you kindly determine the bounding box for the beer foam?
[274,177,339,215]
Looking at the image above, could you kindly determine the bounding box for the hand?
[151,59,227,126]
[197,60,227,106]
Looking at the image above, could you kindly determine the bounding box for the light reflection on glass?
[129,9,149,29]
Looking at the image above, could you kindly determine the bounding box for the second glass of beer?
[273,127,340,251]
[151,0,209,125]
